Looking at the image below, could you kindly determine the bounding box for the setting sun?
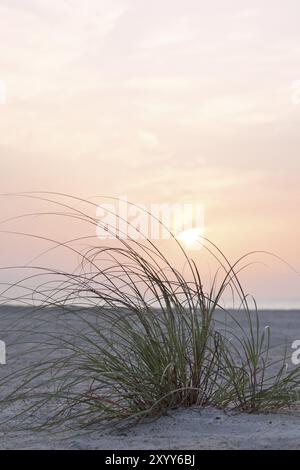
[176,227,203,250]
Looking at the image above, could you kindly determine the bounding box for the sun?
[176,227,203,250]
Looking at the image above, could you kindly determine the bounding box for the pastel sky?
[0,0,299,307]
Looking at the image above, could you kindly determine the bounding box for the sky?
[0,0,300,307]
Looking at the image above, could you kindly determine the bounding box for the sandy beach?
[0,307,300,450]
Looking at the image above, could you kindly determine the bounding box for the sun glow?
[176,227,203,250]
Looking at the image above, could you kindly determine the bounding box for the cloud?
[0,0,128,105]
[140,18,196,48]
[232,8,261,20]
[0,1,127,71]
[138,131,159,148]
[126,77,195,92]
[180,93,282,127]
[227,31,258,42]
[124,163,263,204]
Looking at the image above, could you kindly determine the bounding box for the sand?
[0,307,300,450]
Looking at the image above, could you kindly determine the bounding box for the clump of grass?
[0,192,299,428]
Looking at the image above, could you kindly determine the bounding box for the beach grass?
[0,193,299,427]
